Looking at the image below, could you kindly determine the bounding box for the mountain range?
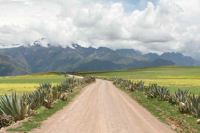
[0,54,30,76]
[0,42,199,76]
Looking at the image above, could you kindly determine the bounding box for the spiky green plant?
[60,93,68,101]
[129,82,136,92]
[36,83,54,108]
[157,87,170,101]
[28,91,41,110]
[37,83,52,90]
[83,76,96,83]
[135,81,145,92]
[174,89,190,104]
[43,94,54,108]
[146,84,159,98]
[0,92,32,121]
[113,78,125,85]
[168,94,177,105]
[186,94,200,118]
[52,86,62,100]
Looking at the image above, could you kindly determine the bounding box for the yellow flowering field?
[0,72,66,95]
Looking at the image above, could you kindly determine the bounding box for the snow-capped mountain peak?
[30,38,51,47]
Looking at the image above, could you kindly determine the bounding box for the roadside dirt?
[68,74,83,79]
[31,79,175,133]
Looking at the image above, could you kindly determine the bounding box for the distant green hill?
[72,59,175,72]
[144,52,200,66]
[0,54,30,76]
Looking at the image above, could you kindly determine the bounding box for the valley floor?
[31,79,174,133]
[80,66,200,94]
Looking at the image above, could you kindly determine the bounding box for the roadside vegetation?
[0,74,95,131]
[118,87,199,132]
[112,78,200,132]
[7,86,82,132]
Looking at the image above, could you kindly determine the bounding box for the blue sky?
[102,0,158,11]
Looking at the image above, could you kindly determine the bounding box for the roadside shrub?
[157,87,170,101]
[174,89,191,104]
[168,94,177,105]
[186,94,200,118]
[0,92,33,121]
[113,79,145,92]
[83,76,96,83]
[146,84,159,98]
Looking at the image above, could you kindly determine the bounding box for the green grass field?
[0,72,67,95]
[79,66,200,94]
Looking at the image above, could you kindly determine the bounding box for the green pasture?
[0,72,67,95]
[79,66,200,94]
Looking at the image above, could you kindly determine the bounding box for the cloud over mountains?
[0,0,200,57]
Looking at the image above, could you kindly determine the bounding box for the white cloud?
[0,0,200,58]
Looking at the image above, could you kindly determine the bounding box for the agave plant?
[37,83,52,91]
[83,76,96,83]
[135,81,145,92]
[36,88,46,106]
[60,82,71,93]
[0,92,32,121]
[28,91,41,110]
[174,89,190,104]
[168,94,177,105]
[122,80,131,89]
[43,94,54,108]
[60,93,68,101]
[129,82,136,92]
[186,94,200,118]
[61,78,83,92]
[146,84,159,98]
[157,87,170,101]
[113,78,125,85]
[52,86,63,100]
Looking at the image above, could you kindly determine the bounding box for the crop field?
[79,66,200,94]
[0,72,66,95]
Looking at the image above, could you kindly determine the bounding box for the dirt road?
[32,79,175,133]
